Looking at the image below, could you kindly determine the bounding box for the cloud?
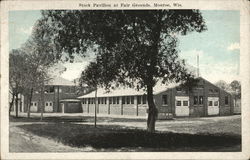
[227,42,240,51]
[179,49,239,83]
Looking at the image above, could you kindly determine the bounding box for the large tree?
[9,49,28,117]
[41,10,206,132]
[215,80,230,91]
[21,17,58,120]
[230,80,241,107]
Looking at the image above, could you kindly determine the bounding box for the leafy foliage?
[41,10,207,131]
[43,10,206,90]
[230,80,241,99]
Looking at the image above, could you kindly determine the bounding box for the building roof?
[60,99,81,102]
[78,82,179,98]
[45,77,75,86]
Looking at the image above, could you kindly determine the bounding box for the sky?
[9,10,240,83]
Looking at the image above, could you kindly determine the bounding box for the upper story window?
[176,88,182,92]
[49,87,54,93]
[162,95,168,105]
[225,96,229,105]
[199,96,203,105]
[194,96,198,105]
[209,89,214,93]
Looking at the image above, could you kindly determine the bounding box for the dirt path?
[9,123,95,152]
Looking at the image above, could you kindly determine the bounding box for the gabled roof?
[45,77,75,86]
[78,82,179,98]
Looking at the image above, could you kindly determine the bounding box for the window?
[162,95,168,105]
[176,101,181,106]
[126,96,130,104]
[208,101,213,106]
[199,96,203,105]
[225,96,229,105]
[98,98,100,104]
[194,96,198,105]
[214,101,218,106]
[122,97,125,104]
[104,97,107,104]
[117,97,119,104]
[209,89,213,93]
[45,102,48,106]
[183,101,188,106]
[137,96,141,104]
[88,98,90,104]
[176,88,182,92]
[131,96,134,104]
[65,87,70,93]
[49,86,54,93]
[49,102,53,106]
[109,97,112,104]
[142,95,147,104]
[113,97,116,104]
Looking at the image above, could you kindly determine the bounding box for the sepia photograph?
[1,0,250,159]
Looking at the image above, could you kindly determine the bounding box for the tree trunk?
[94,88,97,128]
[9,92,15,116]
[27,88,33,118]
[146,84,157,132]
[40,81,45,121]
[15,93,19,118]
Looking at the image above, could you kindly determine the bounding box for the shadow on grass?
[9,116,146,123]
[17,123,241,152]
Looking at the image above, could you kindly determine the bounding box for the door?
[45,101,53,112]
[175,96,189,116]
[61,103,65,113]
[207,97,219,115]
[30,101,38,112]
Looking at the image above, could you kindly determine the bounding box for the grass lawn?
[17,123,241,152]
[9,116,146,123]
